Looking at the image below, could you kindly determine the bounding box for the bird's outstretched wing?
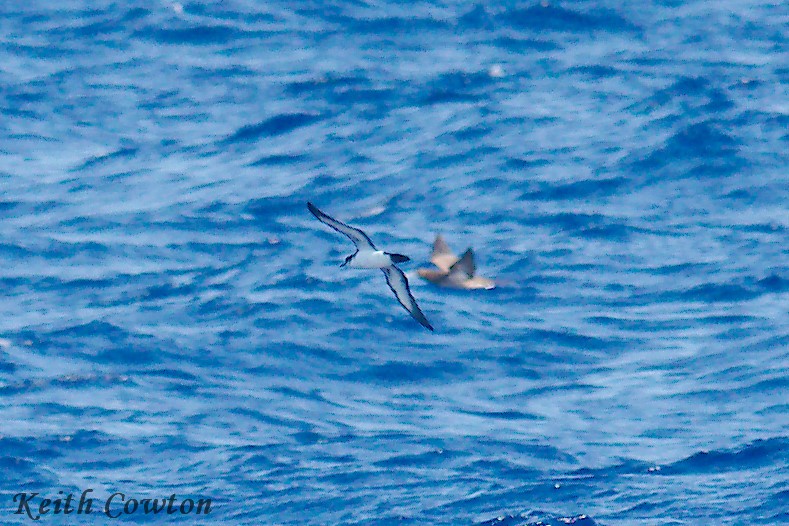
[430,234,458,272]
[447,248,476,280]
[307,202,376,250]
[381,266,434,331]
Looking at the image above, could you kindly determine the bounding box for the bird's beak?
[339,260,348,268]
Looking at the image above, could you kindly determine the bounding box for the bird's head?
[340,254,353,267]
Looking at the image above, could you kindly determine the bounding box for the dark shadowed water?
[1,1,787,524]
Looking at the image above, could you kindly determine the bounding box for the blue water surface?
[1,1,787,524]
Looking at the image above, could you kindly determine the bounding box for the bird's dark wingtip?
[418,316,434,331]
[307,202,321,218]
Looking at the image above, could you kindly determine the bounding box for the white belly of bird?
[351,250,391,268]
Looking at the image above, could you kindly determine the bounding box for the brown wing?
[429,234,458,272]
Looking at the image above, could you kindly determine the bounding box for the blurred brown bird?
[417,235,495,290]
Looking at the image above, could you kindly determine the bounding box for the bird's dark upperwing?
[447,248,476,279]
[307,202,376,250]
[381,266,434,331]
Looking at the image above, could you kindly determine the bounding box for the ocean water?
[1,0,787,524]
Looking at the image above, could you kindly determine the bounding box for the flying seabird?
[307,202,434,331]
[417,234,495,290]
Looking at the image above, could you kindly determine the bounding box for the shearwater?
[307,202,433,331]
